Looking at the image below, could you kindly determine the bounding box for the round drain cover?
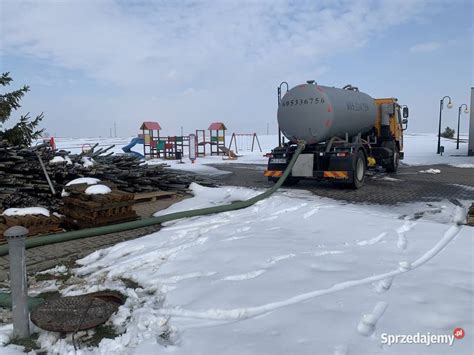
[31,294,120,332]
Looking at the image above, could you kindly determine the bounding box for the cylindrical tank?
[278,82,377,144]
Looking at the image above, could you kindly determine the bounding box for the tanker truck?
[265,81,409,188]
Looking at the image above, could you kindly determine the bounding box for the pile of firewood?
[0,140,213,212]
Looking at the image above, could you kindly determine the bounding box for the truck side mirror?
[402,107,409,118]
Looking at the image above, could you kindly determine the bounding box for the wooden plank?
[133,190,177,202]
[63,199,136,212]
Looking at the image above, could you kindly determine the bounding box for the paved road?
[209,163,474,204]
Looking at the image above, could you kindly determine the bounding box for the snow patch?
[85,184,112,195]
[65,177,100,186]
[374,277,393,293]
[450,163,474,168]
[2,207,50,217]
[380,176,401,181]
[37,265,67,275]
[49,156,65,164]
[81,156,95,168]
[419,168,441,174]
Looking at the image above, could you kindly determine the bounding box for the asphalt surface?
[208,163,474,205]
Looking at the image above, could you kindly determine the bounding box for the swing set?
[228,133,262,154]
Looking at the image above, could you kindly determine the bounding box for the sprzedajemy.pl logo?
[381,328,465,347]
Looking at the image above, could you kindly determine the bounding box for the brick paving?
[0,196,184,281]
[0,224,162,281]
[209,163,474,204]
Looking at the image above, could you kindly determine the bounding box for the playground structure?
[121,121,191,160]
[196,122,227,156]
[140,121,162,159]
[122,136,144,159]
[123,121,230,161]
[228,133,262,154]
[163,135,190,160]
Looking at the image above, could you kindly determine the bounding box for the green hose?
[0,142,305,258]
[0,293,44,310]
[0,142,304,309]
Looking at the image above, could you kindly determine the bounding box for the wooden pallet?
[62,182,138,228]
[63,197,136,211]
[0,214,63,243]
[133,190,177,203]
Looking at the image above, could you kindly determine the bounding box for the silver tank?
[278,82,377,144]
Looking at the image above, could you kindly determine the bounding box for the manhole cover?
[31,291,124,332]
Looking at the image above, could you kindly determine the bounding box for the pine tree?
[441,126,455,139]
[0,72,44,146]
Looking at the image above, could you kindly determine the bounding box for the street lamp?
[437,96,453,154]
[456,104,469,149]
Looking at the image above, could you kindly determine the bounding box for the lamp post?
[437,96,453,154]
[456,104,469,149]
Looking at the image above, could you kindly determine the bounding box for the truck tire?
[383,141,399,173]
[351,149,366,189]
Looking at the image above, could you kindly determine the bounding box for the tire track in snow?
[356,232,387,246]
[396,219,416,250]
[221,270,267,281]
[356,301,388,336]
[303,207,320,219]
[158,207,465,321]
[158,271,218,284]
[264,254,296,266]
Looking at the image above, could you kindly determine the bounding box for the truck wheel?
[386,146,399,173]
[351,150,366,189]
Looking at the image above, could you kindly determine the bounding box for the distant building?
[470,88,474,156]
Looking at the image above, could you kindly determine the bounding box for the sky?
[0,0,472,138]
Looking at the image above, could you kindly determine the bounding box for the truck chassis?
[265,134,401,189]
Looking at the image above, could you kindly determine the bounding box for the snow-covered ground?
[402,133,473,167]
[44,133,473,177]
[146,133,474,171]
[1,184,472,354]
[44,133,474,174]
[6,133,469,353]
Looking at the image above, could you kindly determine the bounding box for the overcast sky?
[0,0,472,138]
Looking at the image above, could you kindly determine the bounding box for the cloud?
[409,41,442,52]
[1,1,430,87]
[0,0,432,136]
